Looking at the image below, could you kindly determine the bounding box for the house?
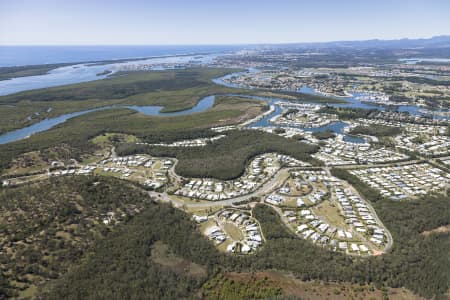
[204,226,221,236]
[193,215,208,223]
[350,243,359,252]
[297,198,305,207]
[338,242,348,250]
[297,224,308,232]
[241,243,251,254]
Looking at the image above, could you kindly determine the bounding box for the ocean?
[0,45,245,95]
[0,45,245,67]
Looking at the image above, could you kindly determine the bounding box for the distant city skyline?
[1,0,449,45]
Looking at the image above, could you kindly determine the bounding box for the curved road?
[148,168,290,208]
[149,164,393,255]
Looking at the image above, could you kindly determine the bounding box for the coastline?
[0,51,221,82]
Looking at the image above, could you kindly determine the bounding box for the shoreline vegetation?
[0,68,343,135]
[95,70,112,76]
[0,63,74,81]
[0,96,266,172]
[0,52,213,81]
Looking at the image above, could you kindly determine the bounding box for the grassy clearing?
[282,178,312,196]
[421,224,450,237]
[198,218,217,234]
[223,222,244,241]
[91,133,139,147]
[170,195,212,205]
[202,273,282,300]
[1,151,49,176]
[186,206,224,215]
[311,200,348,229]
[18,284,38,299]
[213,271,421,300]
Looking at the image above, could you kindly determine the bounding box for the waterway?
[1,68,448,145]
[0,54,219,96]
[215,70,450,119]
[226,93,366,143]
[399,58,450,64]
[212,71,450,143]
[0,95,216,145]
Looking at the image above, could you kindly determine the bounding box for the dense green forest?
[0,96,265,172]
[116,130,320,180]
[42,201,220,300]
[391,76,450,86]
[331,168,385,202]
[0,174,448,299]
[319,106,376,120]
[0,68,232,104]
[41,191,449,299]
[312,130,336,140]
[349,124,402,137]
[0,176,153,298]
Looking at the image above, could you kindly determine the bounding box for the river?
[1,68,448,145]
[0,95,216,145]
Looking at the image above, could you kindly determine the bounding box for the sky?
[0,0,449,45]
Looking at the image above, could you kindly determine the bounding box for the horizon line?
[1,34,449,47]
